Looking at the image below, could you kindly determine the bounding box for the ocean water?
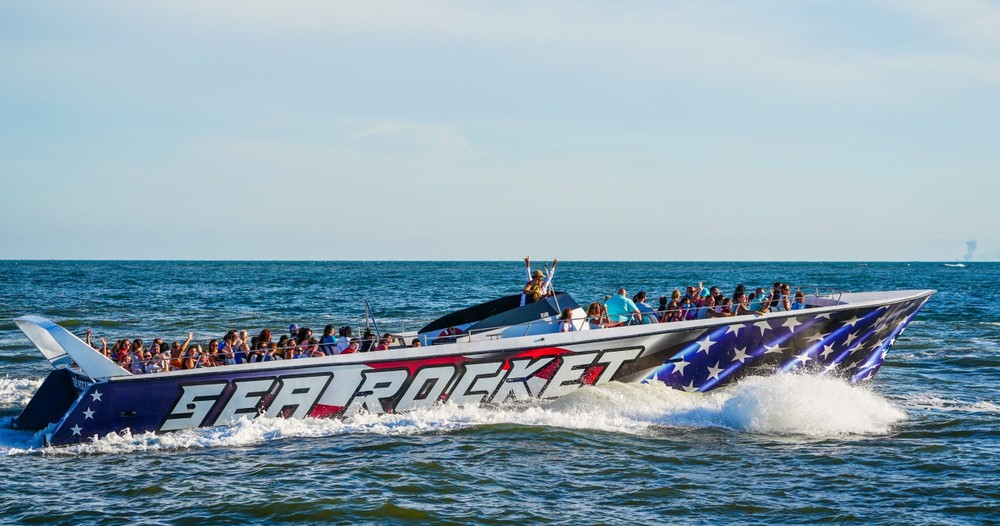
[0,261,997,525]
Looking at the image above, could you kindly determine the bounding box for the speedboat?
[11,288,934,446]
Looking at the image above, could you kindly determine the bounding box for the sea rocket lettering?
[159,347,644,432]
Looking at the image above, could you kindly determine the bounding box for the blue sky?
[1,1,998,261]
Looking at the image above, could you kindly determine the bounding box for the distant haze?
[1,1,998,261]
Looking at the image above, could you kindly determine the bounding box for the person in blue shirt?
[633,291,659,324]
[605,288,641,326]
[790,291,807,310]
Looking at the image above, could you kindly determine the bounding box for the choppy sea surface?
[0,261,997,525]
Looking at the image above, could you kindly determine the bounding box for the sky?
[1,0,998,261]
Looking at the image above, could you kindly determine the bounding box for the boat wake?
[0,374,906,456]
[0,376,42,409]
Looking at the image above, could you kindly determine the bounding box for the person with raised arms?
[520,256,558,306]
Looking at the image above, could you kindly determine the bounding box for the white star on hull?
[782,317,803,332]
[82,407,95,420]
[732,347,751,363]
[763,343,785,355]
[671,359,690,375]
[696,336,715,354]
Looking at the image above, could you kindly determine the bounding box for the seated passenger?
[337,326,353,352]
[374,334,394,351]
[768,282,783,311]
[182,344,200,370]
[342,338,361,354]
[307,338,324,357]
[791,291,807,310]
[632,291,659,324]
[683,282,704,304]
[586,302,607,329]
[679,297,695,320]
[282,338,297,360]
[605,288,641,327]
[320,324,339,355]
[558,308,576,332]
[263,342,280,361]
[733,293,764,316]
[361,329,376,352]
[410,338,422,348]
[781,284,793,311]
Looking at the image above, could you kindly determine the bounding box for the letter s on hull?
[160,382,227,432]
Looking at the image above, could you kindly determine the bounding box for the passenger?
[255,329,272,351]
[695,296,712,319]
[520,257,558,306]
[679,297,694,320]
[558,308,576,332]
[337,326,353,353]
[661,298,679,322]
[720,297,734,315]
[733,284,747,302]
[791,291,807,310]
[586,302,607,329]
[709,286,724,306]
[682,283,702,305]
[288,324,299,339]
[198,350,215,368]
[657,296,669,320]
[146,351,162,374]
[748,288,766,312]
[218,333,237,365]
[296,327,313,356]
[633,291,659,324]
[282,338,297,360]
[234,330,251,364]
[768,282,783,311]
[182,344,200,370]
[361,329,376,352]
[342,338,361,354]
[320,324,339,355]
[779,284,793,311]
[170,332,194,369]
[307,338,324,358]
[605,288,641,327]
[410,338,422,348]
[263,342,280,361]
[130,344,146,374]
[374,334,394,351]
[206,339,222,365]
[733,293,763,316]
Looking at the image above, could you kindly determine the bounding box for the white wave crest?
[0,374,906,456]
[898,394,1000,414]
[0,376,41,409]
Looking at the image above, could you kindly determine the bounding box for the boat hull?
[17,290,933,446]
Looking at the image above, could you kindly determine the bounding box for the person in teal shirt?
[605,288,640,326]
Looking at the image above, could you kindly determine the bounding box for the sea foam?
[0,374,907,456]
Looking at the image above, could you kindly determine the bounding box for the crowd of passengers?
[83,273,808,374]
[84,324,420,375]
[556,281,808,332]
